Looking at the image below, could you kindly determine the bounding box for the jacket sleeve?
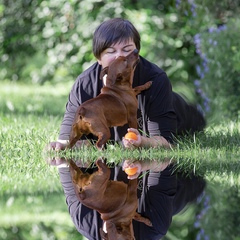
[58,80,81,140]
[58,167,103,240]
[133,165,177,240]
[146,72,177,142]
[58,64,102,140]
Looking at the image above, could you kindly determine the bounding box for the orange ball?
[124,132,138,141]
[124,167,138,176]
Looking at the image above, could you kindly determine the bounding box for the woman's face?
[97,39,137,68]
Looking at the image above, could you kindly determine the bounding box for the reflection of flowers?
[195,194,210,240]
[193,25,227,113]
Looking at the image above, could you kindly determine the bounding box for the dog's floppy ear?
[69,160,83,181]
[100,228,108,240]
[100,66,116,86]
[100,66,108,79]
[105,221,118,239]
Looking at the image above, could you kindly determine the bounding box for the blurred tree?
[0,0,42,81]
[0,0,239,112]
[194,19,240,121]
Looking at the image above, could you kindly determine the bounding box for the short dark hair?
[92,18,141,59]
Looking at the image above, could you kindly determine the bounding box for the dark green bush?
[1,0,240,117]
[0,223,83,240]
[194,19,240,121]
[195,181,240,240]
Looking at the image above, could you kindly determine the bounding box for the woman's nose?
[115,52,121,59]
[115,50,126,59]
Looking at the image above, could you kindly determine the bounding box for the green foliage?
[1,0,240,120]
[195,179,240,240]
[0,81,71,116]
[0,0,238,88]
[0,194,84,240]
[195,19,240,121]
[0,224,82,240]
[164,205,198,240]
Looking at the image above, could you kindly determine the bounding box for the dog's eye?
[116,226,122,232]
[117,76,122,81]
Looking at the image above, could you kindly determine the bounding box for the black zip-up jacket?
[59,56,178,142]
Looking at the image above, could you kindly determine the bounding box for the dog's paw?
[145,81,153,89]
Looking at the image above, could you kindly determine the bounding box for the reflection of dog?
[68,49,152,149]
[69,159,152,240]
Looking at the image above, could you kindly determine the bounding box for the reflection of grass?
[0,194,82,240]
[1,81,240,239]
[0,193,70,225]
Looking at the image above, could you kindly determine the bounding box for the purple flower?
[208,27,216,33]
[194,221,200,228]
[194,79,201,87]
[194,34,201,45]
[217,24,227,32]
[176,0,181,8]
[196,66,201,77]
[208,25,227,33]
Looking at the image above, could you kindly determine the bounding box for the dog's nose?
[133,49,138,54]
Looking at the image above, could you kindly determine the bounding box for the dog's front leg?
[95,130,111,149]
[133,212,152,227]
[68,123,84,148]
[127,117,138,129]
[133,81,152,95]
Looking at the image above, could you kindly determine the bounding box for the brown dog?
[68,49,152,149]
[69,158,152,240]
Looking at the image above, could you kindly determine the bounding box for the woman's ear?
[97,59,102,65]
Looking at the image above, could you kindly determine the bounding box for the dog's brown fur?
[69,159,152,240]
[68,49,152,149]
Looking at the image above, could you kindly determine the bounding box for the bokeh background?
[1,0,240,121]
[1,0,240,239]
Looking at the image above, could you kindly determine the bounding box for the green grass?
[53,123,240,178]
[1,81,240,240]
[0,81,86,239]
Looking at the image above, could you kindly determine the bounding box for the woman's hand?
[122,160,143,179]
[122,159,171,179]
[46,156,92,168]
[122,128,172,149]
[45,140,68,151]
[122,128,142,149]
[45,139,91,151]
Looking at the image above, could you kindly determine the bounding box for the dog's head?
[68,107,90,148]
[100,49,139,86]
[100,220,135,240]
[69,159,110,200]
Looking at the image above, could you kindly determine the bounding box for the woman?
[48,18,206,240]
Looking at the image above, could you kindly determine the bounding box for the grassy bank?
[0,81,86,239]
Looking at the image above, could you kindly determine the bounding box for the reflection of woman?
[48,18,206,239]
